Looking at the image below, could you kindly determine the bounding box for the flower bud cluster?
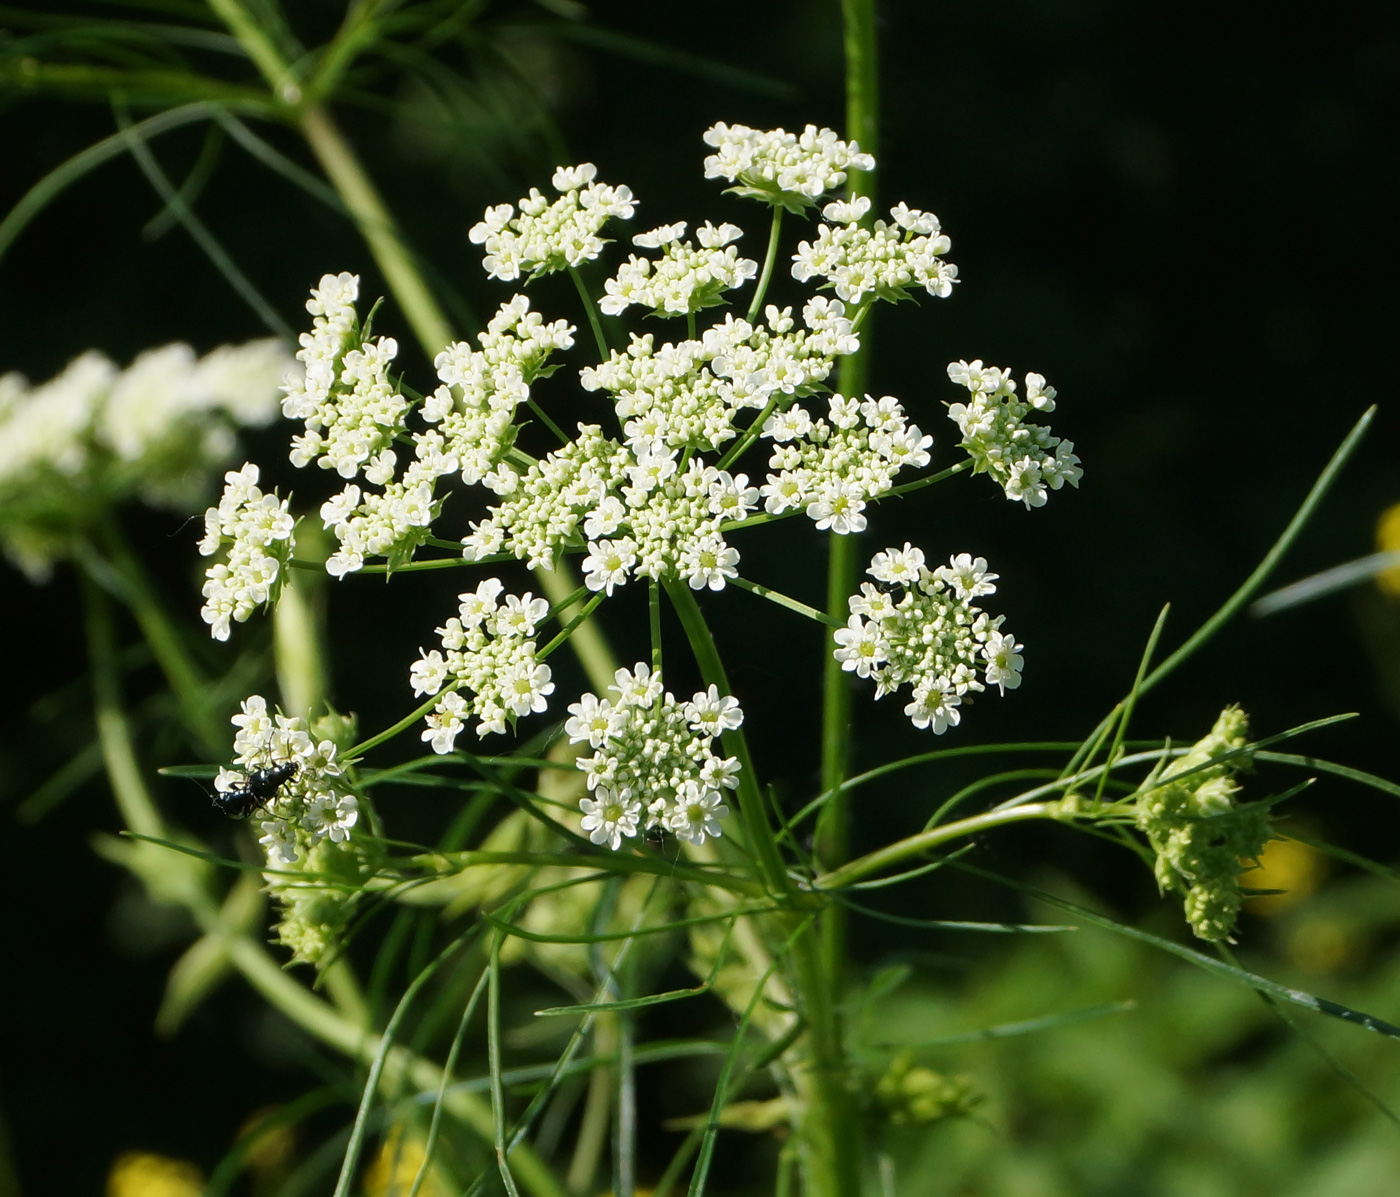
[219,694,355,868]
[874,1052,980,1126]
[702,121,873,211]
[835,545,1021,732]
[1135,706,1270,942]
[601,222,757,316]
[281,273,409,482]
[946,361,1082,508]
[565,665,741,849]
[0,340,287,579]
[792,198,958,306]
[412,578,556,747]
[468,163,636,281]
[760,393,932,534]
[198,463,295,641]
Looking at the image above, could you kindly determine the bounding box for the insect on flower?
[213,759,299,819]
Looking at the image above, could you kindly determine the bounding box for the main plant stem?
[799,3,882,1194]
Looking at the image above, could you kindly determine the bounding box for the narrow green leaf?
[0,101,229,263]
[959,863,1400,1041]
[872,1000,1137,1048]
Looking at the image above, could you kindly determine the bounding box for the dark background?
[1,0,1398,1191]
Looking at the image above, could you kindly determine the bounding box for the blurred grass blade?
[156,873,263,1035]
[546,22,798,98]
[0,101,221,263]
[832,895,1074,934]
[488,931,524,1197]
[1217,942,1400,1127]
[114,104,294,339]
[1279,828,1400,884]
[212,108,347,209]
[331,932,471,1197]
[874,1000,1137,1048]
[142,119,224,239]
[203,1088,347,1197]
[408,968,489,1197]
[15,738,104,823]
[1254,750,1400,802]
[688,918,811,1197]
[1251,550,1400,616]
[959,863,1400,1040]
[483,902,778,945]
[535,982,714,1017]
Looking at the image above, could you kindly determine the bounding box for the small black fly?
[213,760,299,819]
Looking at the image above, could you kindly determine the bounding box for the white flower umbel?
[469,163,636,281]
[835,545,1022,732]
[946,362,1082,508]
[601,222,758,317]
[703,122,874,211]
[219,694,351,866]
[564,665,739,848]
[198,463,295,641]
[793,198,958,305]
[413,578,556,749]
[282,273,411,481]
[759,393,931,534]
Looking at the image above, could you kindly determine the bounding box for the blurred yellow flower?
[106,1152,204,1197]
[1377,501,1400,598]
[362,1126,446,1197]
[1243,835,1326,915]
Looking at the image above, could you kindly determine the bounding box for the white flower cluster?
[760,392,932,534]
[0,340,288,579]
[314,296,577,578]
[946,361,1082,508]
[601,221,757,316]
[834,545,1022,733]
[702,121,874,210]
[582,299,858,453]
[469,163,636,281]
[565,665,741,849]
[411,578,557,749]
[198,463,295,641]
[426,295,576,486]
[281,273,409,482]
[220,694,355,867]
[793,197,957,306]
